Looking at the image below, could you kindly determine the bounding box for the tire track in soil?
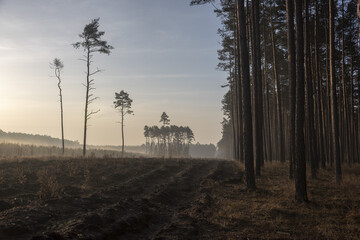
[152,160,240,240]
[0,159,235,240]
[30,161,194,239]
[99,160,221,240]
[34,160,222,240]
[0,161,188,240]
[100,161,189,199]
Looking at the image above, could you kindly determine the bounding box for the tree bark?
[251,0,263,176]
[295,0,308,202]
[55,67,65,155]
[329,0,342,184]
[350,54,355,164]
[270,8,285,163]
[263,21,272,163]
[230,69,238,160]
[60,85,64,155]
[341,0,351,166]
[305,0,317,179]
[314,0,326,169]
[121,108,125,157]
[235,2,244,163]
[83,49,90,157]
[237,0,255,189]
[358,0,360,44]
[286,0,296,178]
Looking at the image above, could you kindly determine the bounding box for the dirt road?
[0,158,240,239]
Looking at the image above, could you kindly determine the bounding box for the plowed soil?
[1,158,359,239]
[0,157,241,239]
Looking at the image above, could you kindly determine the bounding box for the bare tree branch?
[87,109,100,120]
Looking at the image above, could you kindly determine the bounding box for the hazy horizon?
[0,0,227,146]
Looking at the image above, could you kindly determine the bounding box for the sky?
[0,0,228,146]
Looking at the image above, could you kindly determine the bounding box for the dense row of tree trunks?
[270,7,285,164]
[192,0,360,201]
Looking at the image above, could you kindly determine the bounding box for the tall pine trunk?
[286,0,296,178]
[358,0,360,44]
[235,3,244,163]
[305,0,317,179]
[121,109,125,157]
[83,49,90,156]
[237,0,255,189]
[251,0,263,176]
[341,0,351,166]
[60,86,64,155]
[263,22,272,163]
[270,9,285,163]
[295,0,308,202]
[314,0,326,169]
[329,0,342,184]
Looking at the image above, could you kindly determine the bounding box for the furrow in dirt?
[101,160,221,240]
[29,161,193,239]
[152,160,240,240]
[100,161,188,198]
[33,160,222,240]
[0,158,238,240]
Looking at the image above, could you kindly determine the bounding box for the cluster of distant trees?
[123,143,216,158]
[144,112,194,157]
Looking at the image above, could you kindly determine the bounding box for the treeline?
[143,125,195,157]
[190,143,216,158]
[191,0,360,201]
[0,129,80,148]
[143,112,195,157]
[124,143,217,158]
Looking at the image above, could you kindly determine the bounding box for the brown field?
[0,157,359,239]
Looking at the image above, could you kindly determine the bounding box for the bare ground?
[0,157,359,239]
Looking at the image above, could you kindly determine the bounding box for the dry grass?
[14,165,27,186]
[37,167,62,200]
[208,162,360,239]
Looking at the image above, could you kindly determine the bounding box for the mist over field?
[0,0,360,239]
[0,0,226,147]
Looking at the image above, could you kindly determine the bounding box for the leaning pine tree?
[51,58,65,155]
[73,18,113,156]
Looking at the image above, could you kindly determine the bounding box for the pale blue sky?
[0,0,227,146]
